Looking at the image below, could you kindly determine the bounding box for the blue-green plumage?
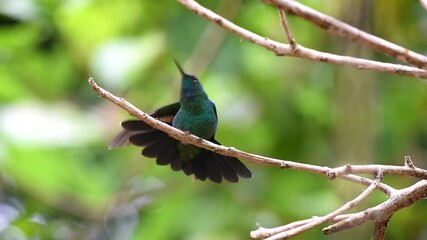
[172,61,218,161]
[110,61,252,183]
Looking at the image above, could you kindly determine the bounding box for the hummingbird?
[109,61,252,183]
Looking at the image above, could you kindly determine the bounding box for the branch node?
[275,51,286,57]
[214,17,223,25]
[319,56,328,62]
[404,155,415,168]
[228,146,237,152]
[279,162,290,169]
[345,164,352,173]
[327,170,336,179]
[375,170,384,181]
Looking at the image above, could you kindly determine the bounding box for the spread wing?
[109,101,252,183]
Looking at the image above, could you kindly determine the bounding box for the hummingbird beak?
[174,59,186,76]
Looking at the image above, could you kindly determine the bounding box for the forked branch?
[178,0,427,78]
[265,0,427,69]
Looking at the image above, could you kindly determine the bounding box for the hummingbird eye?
[190,76,198,83]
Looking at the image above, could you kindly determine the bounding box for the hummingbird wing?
[151,102,181,123]
[110,102,184,175]
[109,102,180,149]
[110,102,252,183]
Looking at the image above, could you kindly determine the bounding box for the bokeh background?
[1,0,427,239]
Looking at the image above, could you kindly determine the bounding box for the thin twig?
[252,218,314,239]
[404,155,415,168]
[277,8,296,49]
[340,174,395,196]
[266,0,427,69]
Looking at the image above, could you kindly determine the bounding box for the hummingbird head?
[174,60,207,100]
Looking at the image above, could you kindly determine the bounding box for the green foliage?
[1,0,427,239]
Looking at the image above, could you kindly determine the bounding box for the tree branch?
[329,163,427,179]
[339,174,395,196]
[323,180,427,237]
[178,0,427,79]
[264,0,427,69]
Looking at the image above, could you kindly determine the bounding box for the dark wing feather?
[129,131,166,146]
[109,129,134,149]
[141,136,171,158]
[109,120,154,149]
[151,102,180,120]
[122,120,153,131]
[156,139,178,165]
[110,102,179,149]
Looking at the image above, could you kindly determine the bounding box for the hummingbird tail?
[188,149,252,183]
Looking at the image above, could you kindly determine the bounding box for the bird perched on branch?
[110,61,252,183]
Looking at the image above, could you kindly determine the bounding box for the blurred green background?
[1,0,427,239]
